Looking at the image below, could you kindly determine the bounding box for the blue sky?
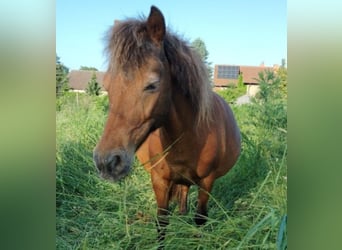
[56,0,287,71]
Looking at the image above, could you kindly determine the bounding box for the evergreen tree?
[86,72,101,96]
[191,38,213,83]
[56,54,69,96]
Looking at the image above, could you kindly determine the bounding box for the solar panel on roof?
[217,65,239,79]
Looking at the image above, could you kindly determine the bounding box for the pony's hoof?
[194,214,207,226]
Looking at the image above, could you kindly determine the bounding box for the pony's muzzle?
[93,149,132,181]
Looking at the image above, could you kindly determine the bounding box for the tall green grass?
[56,87,287,249]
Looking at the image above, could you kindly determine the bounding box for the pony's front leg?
[151,172,171,244]
[195,177,214,226]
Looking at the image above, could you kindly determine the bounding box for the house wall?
[247,85,260,97]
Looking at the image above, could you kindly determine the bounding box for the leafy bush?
[94,94,109,113]
[250,70,287,139]
[216,74,246,103]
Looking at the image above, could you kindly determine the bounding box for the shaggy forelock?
[105,18,155,73]
[105,17,213,128]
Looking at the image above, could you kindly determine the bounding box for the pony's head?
[93,6,172,181]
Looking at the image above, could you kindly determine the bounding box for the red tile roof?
[68,70,106,90]
[239,66,272,85]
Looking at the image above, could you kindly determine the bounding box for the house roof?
[213,64,276,86]
[68,70,106,90]
[239,66,273,85]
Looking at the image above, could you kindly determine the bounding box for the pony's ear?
[147,6,165,45]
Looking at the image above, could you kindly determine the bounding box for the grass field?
[56,82,287,249]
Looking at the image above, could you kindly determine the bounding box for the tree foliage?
[191,38,213,82]
[80,66,98,71]
[86,72,101,96]
[56,54,69,97]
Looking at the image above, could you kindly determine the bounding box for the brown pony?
[93,6,241,242]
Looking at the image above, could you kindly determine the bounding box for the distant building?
[213,64,279,97]
[68,70,106,92]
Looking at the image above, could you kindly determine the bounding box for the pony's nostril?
[106,154,122,173]
[115,155,121,165]
[106,163,112,173]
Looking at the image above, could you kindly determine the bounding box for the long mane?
[105,17,213,128]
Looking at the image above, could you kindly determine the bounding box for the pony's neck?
[162,90,196,138]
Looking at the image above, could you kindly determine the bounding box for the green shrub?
[216,75,246,103]
[94,94,109,113]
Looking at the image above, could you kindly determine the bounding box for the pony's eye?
[143,82,159,92]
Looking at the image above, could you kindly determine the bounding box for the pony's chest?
[167,161,201,185]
